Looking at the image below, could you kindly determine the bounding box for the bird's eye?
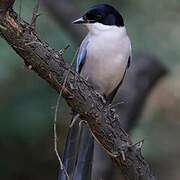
[96,14,102,19]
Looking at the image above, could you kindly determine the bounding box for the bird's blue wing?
[59,34,94,180]
[76,34,90,73]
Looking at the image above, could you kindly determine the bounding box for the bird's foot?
[95,90,107,104]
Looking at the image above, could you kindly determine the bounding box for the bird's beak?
[72,17,87,24]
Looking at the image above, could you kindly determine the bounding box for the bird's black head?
[73,4,124,27]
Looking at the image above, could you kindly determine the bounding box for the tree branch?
[0,1,157,180]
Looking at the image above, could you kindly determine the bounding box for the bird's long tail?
[59,117,94,180]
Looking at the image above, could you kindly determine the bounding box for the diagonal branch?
[0,1,157,180]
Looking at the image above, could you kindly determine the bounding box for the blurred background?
[0,0,180,179]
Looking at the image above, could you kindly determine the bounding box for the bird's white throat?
[85,22,126,36]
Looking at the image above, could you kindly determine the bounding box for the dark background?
[0,0,180,179]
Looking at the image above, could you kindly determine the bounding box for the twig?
[58,44,70,56]
[130,138,146,149]
[17,0,22,36]
[54,48,79,180]
[110,101,126,109]
[31,0,40,29]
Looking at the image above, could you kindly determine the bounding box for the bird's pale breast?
[80,25,131,97]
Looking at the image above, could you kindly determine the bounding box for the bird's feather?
[59,35,93,180]
[127,44,132,69]
[76,34,90,73]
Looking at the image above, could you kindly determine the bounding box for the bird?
[59,4,132,180]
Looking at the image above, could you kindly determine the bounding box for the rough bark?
[0,1,158,180]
